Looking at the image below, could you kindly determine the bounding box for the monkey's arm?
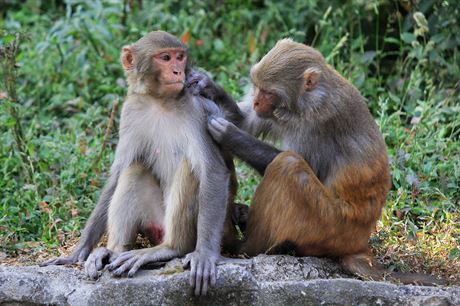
[186,70,244,124]
[208,117,281,176]
[183,147,230,296]
[40,171,119,266]
[41,115,134,267]
[187,71,273,137]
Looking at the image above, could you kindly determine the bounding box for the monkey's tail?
[341,253,447,286]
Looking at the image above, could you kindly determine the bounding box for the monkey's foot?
[107,246,179,278]
[39,246,91,267]
[84,247,115,280]
[182,250,220,296]
[232,202,249,233]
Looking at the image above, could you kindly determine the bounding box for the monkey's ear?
[303,67,321,91]
[121,46,134,71]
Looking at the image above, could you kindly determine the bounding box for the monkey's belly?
[142,223,165,245]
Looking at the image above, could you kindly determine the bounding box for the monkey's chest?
[140,116,204,187]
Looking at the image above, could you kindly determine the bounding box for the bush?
[0,0,458,278]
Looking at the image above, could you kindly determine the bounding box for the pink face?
[152,48,187,95]
[253,86,276,118]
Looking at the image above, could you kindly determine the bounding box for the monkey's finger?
[207,121,219,135]
[210,263,217,286]
[77,248,90,263]
[127,257,145,277]
[85,258,98,280]
[95,253,105,271]
[189,257,197,287]
[215,117,228,124]
[208,118,224,135]
[194,260,204,296]
[186,71,205,85]
[201,262,211,296]
[196,78,208,91]
[210,117,227,131]
[39,258,60,266]
[40,256,75,266]
[113,257,138,276]
[182,256,191,269]
[107,252,133,270]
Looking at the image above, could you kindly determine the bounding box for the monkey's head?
[250,39,325,120]
[121,31,190,98]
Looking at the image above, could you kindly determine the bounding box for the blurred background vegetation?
[0,0,458,281]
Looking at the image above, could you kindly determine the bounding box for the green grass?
[1,0,459,280]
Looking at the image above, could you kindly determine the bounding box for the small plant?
[0,32,33,181]
[0,0,458,281]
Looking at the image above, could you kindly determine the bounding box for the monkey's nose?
[173,70,182,75]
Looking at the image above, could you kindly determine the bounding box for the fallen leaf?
[57,230,65,242]
[248,32,256,55]
[71,208,78,217]
[261,26,270,44]
[181,30,191,44]
[90,178,99,187]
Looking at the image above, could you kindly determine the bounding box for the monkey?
[187,38,445,285]
[41,31,238,296]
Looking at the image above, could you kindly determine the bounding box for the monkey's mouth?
[163,81,185,85]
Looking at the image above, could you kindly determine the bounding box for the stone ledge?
[0,255,458,305]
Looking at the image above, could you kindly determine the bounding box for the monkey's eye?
[177,53,185,61]
[159,53,171,61]
[261,89,274,97]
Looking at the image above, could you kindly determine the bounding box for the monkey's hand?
[207,116,235,144]
[182,250,219,296]
[39,245,91,266]
[208,116,280,175]
[84,247,115,280]
[185,70,221,101]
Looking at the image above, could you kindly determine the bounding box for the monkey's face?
[152,48,187,97]
[252,86,278,118]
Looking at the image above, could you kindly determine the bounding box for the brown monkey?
[41,31,237,296]
[188,38,444,285]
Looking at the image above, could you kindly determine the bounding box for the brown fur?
[189,38,445,286]
[240,151,388,257]
[234,39,442,286]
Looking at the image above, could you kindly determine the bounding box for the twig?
[121,0,128,26]
[91,97,119,169]
[0,32,33,181]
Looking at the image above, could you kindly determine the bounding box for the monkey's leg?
[240,151,371,257]
[107,163,165,253]
[221,166,240,254]
[107,160,198,277]
[86,164,165,279]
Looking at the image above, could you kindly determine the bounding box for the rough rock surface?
[0,255,458,305]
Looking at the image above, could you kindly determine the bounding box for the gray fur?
[42,32,231,296]
[189,39,386,182]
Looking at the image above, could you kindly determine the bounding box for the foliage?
[0,0,458,278]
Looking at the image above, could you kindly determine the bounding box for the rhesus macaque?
[188,39,444,285]
[41,31,238,295]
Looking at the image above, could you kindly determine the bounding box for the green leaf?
[401,32,416,44]
[213,39,224,51]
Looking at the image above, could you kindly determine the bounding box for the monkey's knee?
[264,151,312,187]
[118,163,152,188]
